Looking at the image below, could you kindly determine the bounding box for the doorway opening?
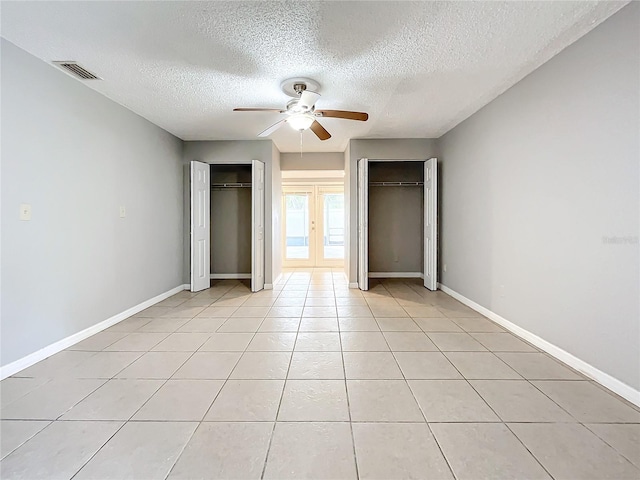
[356,158,438,291]
[189,160,265,293]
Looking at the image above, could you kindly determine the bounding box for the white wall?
[182,140,277,286]
[346,139,439,283]
[271,143,283,285]
[1,39,184,367]
[438,3,640,390]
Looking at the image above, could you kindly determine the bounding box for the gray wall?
[182,140,277,285]
[280,152,344,171]
[209,165,252,274]
[211,188,252,274]
[438,3,640,389]
[1,39,184,367]
[346,139,439,282]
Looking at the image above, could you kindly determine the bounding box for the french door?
[283,185,344,267]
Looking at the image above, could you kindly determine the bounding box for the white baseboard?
[0,284,188,380]
[368,272,423,278]
[439,284,640,407]
[209,273,251,279]
[266,273,283,290]
[349,283,359,289]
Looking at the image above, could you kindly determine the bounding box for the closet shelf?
[369,181,424,187]
[211,183,252,188]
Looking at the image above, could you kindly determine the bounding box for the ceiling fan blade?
[258,119,286,137]
[234,108,284,113]
[316,109,369,121]
[298,90,321,111]
[310,120,331,141]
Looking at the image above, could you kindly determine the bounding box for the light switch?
[19,203,31,221]
[119,206,126,218]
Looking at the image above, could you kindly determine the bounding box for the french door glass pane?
[323,193,344,259]
[285,194,310,259]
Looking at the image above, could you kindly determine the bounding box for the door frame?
[282,184,345,268]
[190,160,266,292]
[357,158,438,291]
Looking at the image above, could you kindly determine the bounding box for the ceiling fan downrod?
[293,83,307,96]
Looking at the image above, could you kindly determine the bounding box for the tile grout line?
[6,275,638,478]
[70,312,216,479]
[381,312,459,480]
[393,278,556,480]
[502,422,557,479]
[64,332,188,479]
[128,283,249,479]
[68,420,129,480]
[259,274,305,480]
[164,280,259,479]
[338,283,361,480]
[580,423,640,470]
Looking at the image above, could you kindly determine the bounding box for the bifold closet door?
[357,158,369,291]
[423,158,438,290]
[190,161,210,292]
[251,160,265,292]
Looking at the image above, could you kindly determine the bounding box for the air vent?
[52,61,101,80]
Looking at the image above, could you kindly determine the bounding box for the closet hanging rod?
[211,182,252,188]
[369,181,424,187]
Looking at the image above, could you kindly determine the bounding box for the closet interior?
[368,161,424,277]
[210,164,252,279]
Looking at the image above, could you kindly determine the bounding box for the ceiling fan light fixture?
[287,113,314,132]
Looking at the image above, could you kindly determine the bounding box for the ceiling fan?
[233,77,368,141]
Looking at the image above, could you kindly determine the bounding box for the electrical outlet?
[443,264,447,272]
[500,285,505,298]
[119,206,126,218]
[19,204,31,221]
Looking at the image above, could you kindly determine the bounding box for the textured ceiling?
[1,1,627,152]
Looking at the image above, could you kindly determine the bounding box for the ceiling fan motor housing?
[280,77,320,98]
[286,98,307,113]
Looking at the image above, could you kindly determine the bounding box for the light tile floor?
[1,269,639,479]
